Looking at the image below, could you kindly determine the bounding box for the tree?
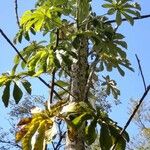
[127,99,150,150]
[0,0,144,149]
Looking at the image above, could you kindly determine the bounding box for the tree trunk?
[65,37,89,150]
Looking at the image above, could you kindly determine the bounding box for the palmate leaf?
[20,6,63,32]
[26,47,57,76]
[102,0,141,25]
[101,75,120,99]
[0,73,31,106]
[16,111,54,149]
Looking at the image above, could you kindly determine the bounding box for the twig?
[0,28,62,100]
[50,70,56,104]
[0,139,22,149]
[112,85,150,150]
[135,54,147,91]
[49,29,59,105]
[14,0,20,28]
[84,56,99,100]
[106,14,150,24]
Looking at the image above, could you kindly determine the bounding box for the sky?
[0,0,150,146]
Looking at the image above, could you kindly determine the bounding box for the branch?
[0,139,22,149]
[55,120,66,150]
[84,56,99,100]
[14,0,20,28]
[49,29,59,106]
[135,54,147,91]
[106,14,150,24]
[0,28,62,101]
[112,85,150,150]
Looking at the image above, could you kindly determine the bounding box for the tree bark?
[65,37,89,150]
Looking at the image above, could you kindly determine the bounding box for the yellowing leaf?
[33,120,46,150]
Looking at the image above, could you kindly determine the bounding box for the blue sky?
[0,0,150,142]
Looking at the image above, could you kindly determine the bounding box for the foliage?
[127,100,150,150]
[0,0,141,149]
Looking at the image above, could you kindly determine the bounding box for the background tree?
[1,0,148,150]
[127,99,150,150]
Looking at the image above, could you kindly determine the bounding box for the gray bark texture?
[65,37,89,150]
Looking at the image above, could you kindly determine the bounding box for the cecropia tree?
[0,0,141,149]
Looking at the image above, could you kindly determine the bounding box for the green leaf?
[102,3,113,8]
[125,9,140,17]
[115,41,127,49]
[22,80,32,94]
[20,10,32,25]
[122,12,134,25]
[117,66,125,76]
[72,113,92,128]
[115,136,126,150]
[14,55,20,65]
[13,82,23,104]
[85,118,97,145]
[34,19,44,31]
[116,11,122,26]
[55,80,69,87]
[107,8,116,15]
[114,33,125,39]
[134,2,141,11]
[100,123,112,150]
[2,81,11,107]
[24,32,30,41]
[104,0,113,3]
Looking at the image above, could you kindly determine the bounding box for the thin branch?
[49,29,59,105]
[14,0,20,28]
[0,139,22,149]
[50,70,56,104]
[106,14,150,24]
[0,28,62,101]
[55,132,66,150]
[84,56,99,100]
[55,120,66,150]
[112,85,150,150]
[135,54,147,91]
